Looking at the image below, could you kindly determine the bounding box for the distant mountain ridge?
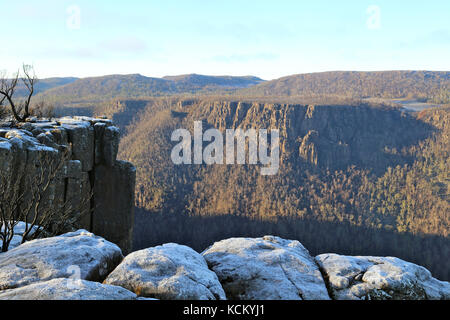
[34,73,265,104]
[31,71,449,109]
[162,73,264,89]
[238,70,450,100]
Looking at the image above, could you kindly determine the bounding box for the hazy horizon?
[22,69,450,82]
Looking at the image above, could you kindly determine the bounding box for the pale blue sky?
[1,0,449,79]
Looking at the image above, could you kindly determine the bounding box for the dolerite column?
[93,161,136,255]
[91,123,135,255]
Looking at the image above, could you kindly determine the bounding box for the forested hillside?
[34,73,264,108]
[238,71,449,101]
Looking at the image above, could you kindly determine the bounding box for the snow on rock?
[0,230,123,291]
[316,253,450,300]
[202,236,330,300]
[0,278,137,300]
[104,243,226,300]
[4,129,56,151]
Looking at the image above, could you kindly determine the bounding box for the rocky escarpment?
[185,101,433,172]
[0,231,448,300]
[0,116,135,253]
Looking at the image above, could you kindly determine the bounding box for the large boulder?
[104,243,226,300]
[202,236,330,300]
[0,278,137,300]
[316,254,450,300]
[0,230,123,290]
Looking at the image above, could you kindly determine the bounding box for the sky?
[1,0,449,80]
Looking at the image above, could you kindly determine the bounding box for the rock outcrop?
[0,278,137,300]
[0,230,448,300]
[0,230,123,290]
[0,116,135,253]
[104,243,226,300]
[202,236,330,300]
[316,254,450,300]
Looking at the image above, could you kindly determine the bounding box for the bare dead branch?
[0,64,37,122]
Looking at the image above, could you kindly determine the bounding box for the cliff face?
[0,116,135,253]
[186,101,432,172]
[122,100,436,216]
